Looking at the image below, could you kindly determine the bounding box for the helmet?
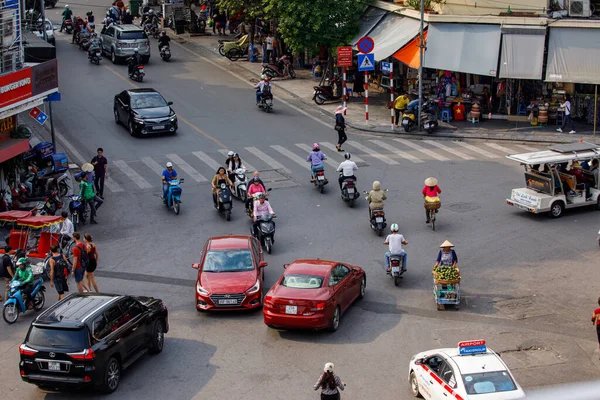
[344,153,351,160]
[260,74,266,80]
[65,4,69,8]
[133,48,139,53]
[257,193,265,199]
[17,257,28,266]
[126,9,131,14]
[264,76,270,81]
[86,10,92,15]
[227,151,234,156]
[166,162,173,168]
[390,223,399,232]
[106,11,110,16]
[312,143,320,151]
[149,9,154,13]
[233,153,239,158]
[92,33,97,38]
[161,31,166,35]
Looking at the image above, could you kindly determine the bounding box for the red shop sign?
[337,46,353,67]
[0,68,33,109]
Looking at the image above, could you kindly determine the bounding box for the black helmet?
[344,153,351,160]
[86,10,92,15]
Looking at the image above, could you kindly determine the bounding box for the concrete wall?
[433,0,548,16]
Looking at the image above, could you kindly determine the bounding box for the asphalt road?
[2,9,600,399]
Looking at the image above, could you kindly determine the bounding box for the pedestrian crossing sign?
[358,54,375,71]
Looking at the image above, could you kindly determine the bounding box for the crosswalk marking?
[140,157,164,176]
[514,144,539,152]
[272,145,311,170]
[295,144,339,169]
[113,160,152,189]
[454,141,499,159]
[320,142,365,163]
[218,149,257,172]
[193,151,222,171]
[345,141,399,165]
[245,146,290,173]
[393,139,450,161]
[423,140,475,160]
[166,154,208,182]
[369,140,423,164]
[104,180,124,193]
[484,143,516,155]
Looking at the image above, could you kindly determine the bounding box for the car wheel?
[128,119,137,137]
[358,276,366,300]
[114,107,120,125]
[328,306,340,332]
[111,49,117,64]
[149,320,165,354]
[550,201,564,218]
[410,371,422,398]
[101,357,121,393]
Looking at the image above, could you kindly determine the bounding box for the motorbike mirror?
[267,188,272,192]
[53,27,57,31]
[283,263,289,269]
[167,101,173,105]
[191,263,200,269]
[179,178,184,183]
[259,261,268,268]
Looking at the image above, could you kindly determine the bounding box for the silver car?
[101,24,151,64]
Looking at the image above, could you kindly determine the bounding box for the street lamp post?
[418,0,424,131]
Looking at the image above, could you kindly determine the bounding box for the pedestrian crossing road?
[101,139,540,192]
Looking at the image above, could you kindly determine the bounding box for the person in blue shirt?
[162,162,178,203]
[406,98,421,115]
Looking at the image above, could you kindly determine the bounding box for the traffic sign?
[357,36,374,54]
[358,54,375,71]
[381,61,391,73]
[44,92,61,102]
[337,46,353,67]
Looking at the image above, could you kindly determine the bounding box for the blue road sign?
[35,111,49,125]
[381,61,391,73]
[358,53,375,72]
[44,92,61,102]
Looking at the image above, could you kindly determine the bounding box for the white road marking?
[345,141,399,165]
[320,142,366,163]
[166,154,208,182]
[245,146,290,173]
[514,144,539,152]
[271,145,310,170]
[294,144,339,168]
[369,140,423,164]
[454,141,499,159]
[140,157,164,175]
[192,151,222,171]
[484,142,517,155]
[113,160,152,189]
[218,149,256,172]
[422,140,475,160]
[392,139,450,161]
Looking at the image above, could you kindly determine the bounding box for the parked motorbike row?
[71,25,103,65]
[401,99,439,134]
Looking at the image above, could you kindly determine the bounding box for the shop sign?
[31,59,59,97]
[381,62,391,73]
[0,115,16,142]
[0,68,33,109]
[337,46,353,67]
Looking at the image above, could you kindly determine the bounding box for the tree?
[215,0,265,20]
[265,0,367,53]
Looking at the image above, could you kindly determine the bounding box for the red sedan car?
[193,235,267,311]
[263,259,366,331]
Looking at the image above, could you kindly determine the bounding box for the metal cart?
[433,279,460,311]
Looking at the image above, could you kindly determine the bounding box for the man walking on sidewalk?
[557,94,576,134]
[91,147,108,198]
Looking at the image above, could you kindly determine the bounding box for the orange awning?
[393,31,428,69]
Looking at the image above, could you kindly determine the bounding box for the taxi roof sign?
[458,339,487,355]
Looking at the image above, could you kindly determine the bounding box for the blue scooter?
[165,178,184,215]
[3,278,46,324]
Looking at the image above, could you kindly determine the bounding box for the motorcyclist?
[161,162,178,204]
[122,9,134,24]
[225,152,243,183]
[13,257,34,309]
[252,193,275,237]
[383,224,408,273]
[72,17,83,44]
[367,180,387,219]
[142,9,155,30]
[246,177,266,216]
[211,167,233,208]
[109,4,120,23]
[60,5,73,32]
[336,153,357,190]
[87,32,102,58]
[255,75,272,105]
[306,143,327,182]
[158,31,171,52]
[102,12,113,28]
[127,48,142,76]
[406,97,422,116]
[86,10,95,30]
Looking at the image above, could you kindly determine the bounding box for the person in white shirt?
[383,223,407,272]
[265,33,274,63]
[336,153,358,189]
[59,211,74,247]
[557,94,576,134]
[255,75,272,105]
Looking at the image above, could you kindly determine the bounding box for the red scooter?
[262,55,296,79]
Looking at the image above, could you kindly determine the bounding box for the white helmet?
[166,162,173,168]
[227,151,234,156]
[390,223,399,232]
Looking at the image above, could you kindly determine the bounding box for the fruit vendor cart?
[433,266,460,311]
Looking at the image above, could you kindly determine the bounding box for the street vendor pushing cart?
[432,240,460,310]
[434,240,457,268]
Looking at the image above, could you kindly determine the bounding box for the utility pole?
[40,0,48,41]
[418,0,424,131]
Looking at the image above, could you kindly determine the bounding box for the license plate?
[139,68,144,74]
[317,175,324,180]
[402,120,408,125]
[347,188,354,194]
[153,125,165,130]
[285,305,297,314]
[218,299,237,305]
[45,202,51,207]
[375,217,383,222]
[391,266,400,273]
[48,362,61,371]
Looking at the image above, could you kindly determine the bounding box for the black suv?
[19,293,168,393]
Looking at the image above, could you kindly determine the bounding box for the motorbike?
[68,194,87,231]
[340,176,359,207]
[129,64,145,82]
[231,168,248,202]
[313,167,327,193]
[253,215,277,254]
[64,18,73,34]
[261,55,296,79]
[246,188,272,218]
[257,87,273,113]
[388,253,407,286]
[401,100,439,133]
[164,178,184,215]
[313,76,344,105]
[216,183,233,221]
[160,45,171,61]
[79,34,92,51]
[2,278,46,324]
[89,47,102,64]
[364,190,388,236]
[35,190,63,216]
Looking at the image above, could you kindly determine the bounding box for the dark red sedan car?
[193,235,267,311]
[263,259,366,331]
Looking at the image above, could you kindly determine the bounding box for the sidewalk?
[175,32,600,144]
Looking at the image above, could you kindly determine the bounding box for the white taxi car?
[408,340,525,400]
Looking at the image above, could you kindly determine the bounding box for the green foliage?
[405,0,443,11]
[265,0,367,51]
[215,0,266,20]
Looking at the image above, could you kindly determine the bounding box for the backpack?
[45,256,70,280]
[77,243,89,269]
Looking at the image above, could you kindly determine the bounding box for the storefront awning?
[499,26,546,80]
[393,30,428,69]
[364,14,422,62]
[0,139,30,164]
[546,27,600,84]
[350,6,387,46]
[424,23,501,76]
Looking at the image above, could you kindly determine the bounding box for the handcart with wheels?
[433,268,460,311]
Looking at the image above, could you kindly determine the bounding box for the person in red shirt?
[569,162,591,199]
[422,177,441,223]
[71,232,90,293]
[592,297,600,353]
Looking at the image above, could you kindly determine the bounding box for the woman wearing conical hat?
[422,177,441,224]
[433,240,457,269]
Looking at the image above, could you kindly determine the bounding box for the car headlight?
[196,282,209,296]
[245,279,261,295]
